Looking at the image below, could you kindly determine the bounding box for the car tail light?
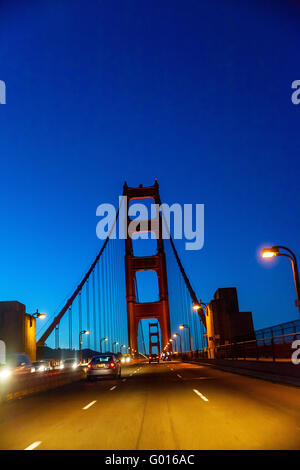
[87,364,91,369]
[109,362,116,369]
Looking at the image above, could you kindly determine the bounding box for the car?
[59,358,79,370]
[0,353,32,380]
[31,360,51,373]
[148,353,159,364]
[161,352,171,361]
[86,354,121,380]
[120,354,131,364]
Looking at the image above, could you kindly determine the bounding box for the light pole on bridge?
[179,324,193,352]
[29,309,46,327]
[100,337,108,353]
[120,344,126,353]
[262,246,300,316]
[173,333,182,353]
[112,341,119,353]
[79,330,89,363]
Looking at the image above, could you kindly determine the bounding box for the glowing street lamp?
[179,324,193,352]
[79,330,89,363]
[29,309,46,327]
[192,303,201,311]
[120,344,126,353]
[100,337,108,353]
[261,245,300,316]
[173,333,182,353]
[112,341,119,353]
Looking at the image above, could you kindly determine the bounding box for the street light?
[120,344,126,353]
[192,303,201,311]
[179,324,193,352]
[29,309,46,327]
[79,330,89,363]
[173,333,182,353]
[100,337,108,353]
[261,245,300,316]
[112,341,119,353]
[169,337,177,353]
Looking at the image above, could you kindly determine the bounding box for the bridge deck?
[0,360,299,450]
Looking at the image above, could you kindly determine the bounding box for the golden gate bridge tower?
[123,181,171,354]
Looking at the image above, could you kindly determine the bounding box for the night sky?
[0,0,299,348]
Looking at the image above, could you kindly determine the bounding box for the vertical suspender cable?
[93,270,97,350]
[86,281,90,349]
[97,261,101,351]
[69,306,72,350]
[55,325,59,350]
[78,291,82,349]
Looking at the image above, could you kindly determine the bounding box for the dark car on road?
[87,354,121,380]
[148,354,159,364]
[161,353,171,361]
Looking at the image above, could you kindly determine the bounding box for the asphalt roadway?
[0,360,300,450]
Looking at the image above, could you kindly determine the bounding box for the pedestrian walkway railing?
[180,328,300,362]
[212,330,300,361]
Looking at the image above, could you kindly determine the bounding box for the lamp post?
[173,333,182,353]
[262,246,300,316]
[112,341,119,353]
[79,330,89,363]
[170,337,177,353]
[29,309,46,327]
[192,301,207,350]
[169,338,174,353]
[120,344,126,353]
[100,337,108,353]
[179,324,193,352]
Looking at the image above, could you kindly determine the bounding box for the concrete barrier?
[0,367,86,404]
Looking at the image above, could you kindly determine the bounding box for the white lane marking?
[171,368,174,371]
[122,378,127,382]
[110,385,117,391]
[25,441,42,450]
[177,373,182,379]
[82,400,97,410]
[193,389,209,402]
[192,377,212,380]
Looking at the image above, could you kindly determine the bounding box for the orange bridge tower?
[123,181,171,353]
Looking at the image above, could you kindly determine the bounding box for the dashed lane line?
[24,441,41,451]
[82,400,97,410]
[193,389,209,402]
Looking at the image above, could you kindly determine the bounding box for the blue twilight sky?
[0,0,299,347]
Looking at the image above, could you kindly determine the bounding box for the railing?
[212,330,300,361]
[178,319,300,362]
[180,330,300,362]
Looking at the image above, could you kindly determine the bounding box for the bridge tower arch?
[123,181,171,354]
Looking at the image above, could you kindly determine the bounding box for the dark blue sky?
[0,0,299,346]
